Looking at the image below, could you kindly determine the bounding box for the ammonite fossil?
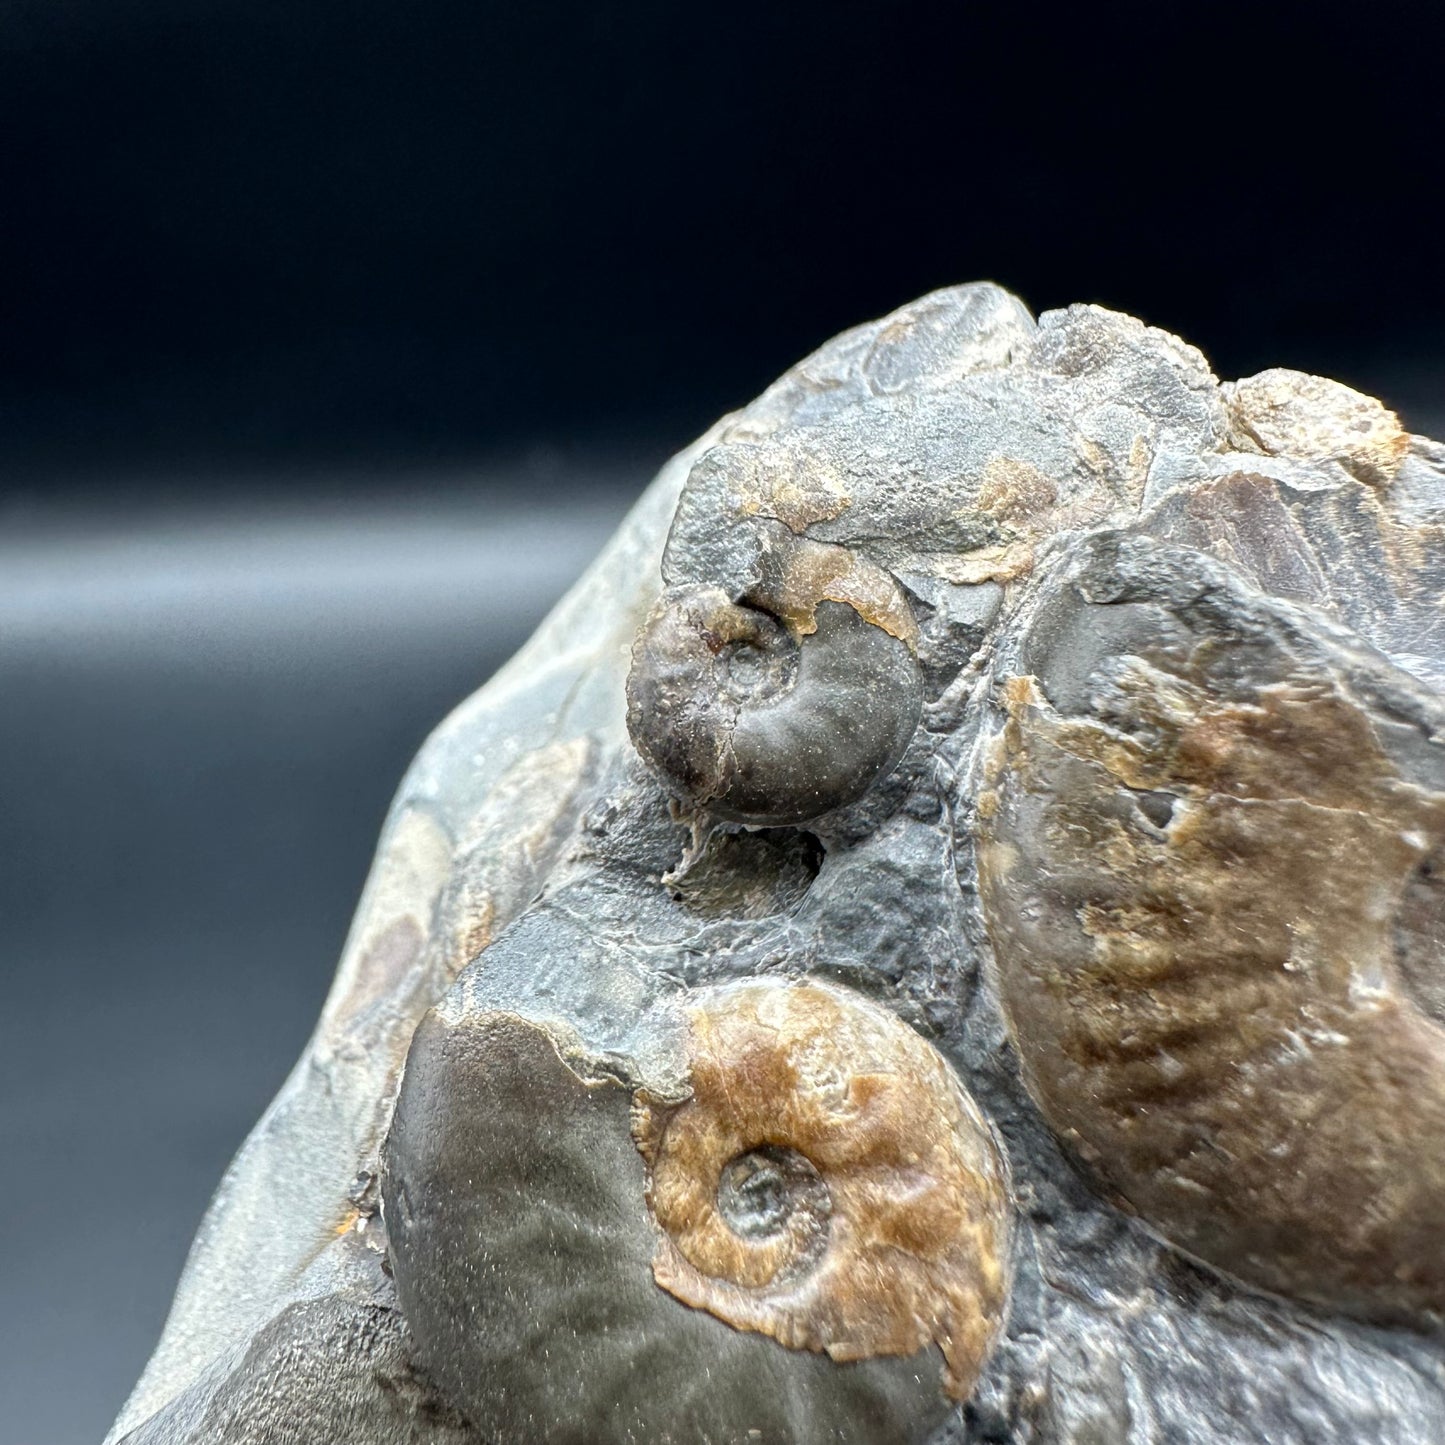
[626,526,923,825]
[113,284,1445,1445]
[977,531,1445,1323]
[381,976,1012,1445]
[378,971,1011,1445]
[634,981,1012,1400]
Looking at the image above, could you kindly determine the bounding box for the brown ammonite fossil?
[977,531,1445,1324]
[381,969,1013,1444]
[625,441,924,827]
[633,980,1013,1403]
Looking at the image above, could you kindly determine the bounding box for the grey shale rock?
[110,285,1445,1445]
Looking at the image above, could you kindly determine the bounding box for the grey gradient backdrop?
[0,466,643,1442]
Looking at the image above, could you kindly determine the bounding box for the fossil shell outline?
[381,976,1012,1443]
[977,532,1445,1324]
[625,449,924,828]
[626,584,922,826]
[632,979,1014,1402]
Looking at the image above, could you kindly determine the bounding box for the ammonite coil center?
[716,1145,831,1262]
[717,623,799,702]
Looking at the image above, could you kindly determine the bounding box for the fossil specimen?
[382,979,1009,1443]
[627,577,922,825]
[110,284,1445,1445]
[977,533,1445,1324]
[634,981,1011,1401]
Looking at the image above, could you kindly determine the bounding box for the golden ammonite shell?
[633,980,1013,1402]
[383,971,1014,1443]
[978,534,1445,1323]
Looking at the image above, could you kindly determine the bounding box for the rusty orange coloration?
[633,980,1012,1401]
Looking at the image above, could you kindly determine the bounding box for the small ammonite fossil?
[978,532,1445,1324]
[634,980,1014,1403]
[381,975,1012,1444]
[626,447,923,826]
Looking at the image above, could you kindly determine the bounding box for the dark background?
[2,2,1442,1439]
